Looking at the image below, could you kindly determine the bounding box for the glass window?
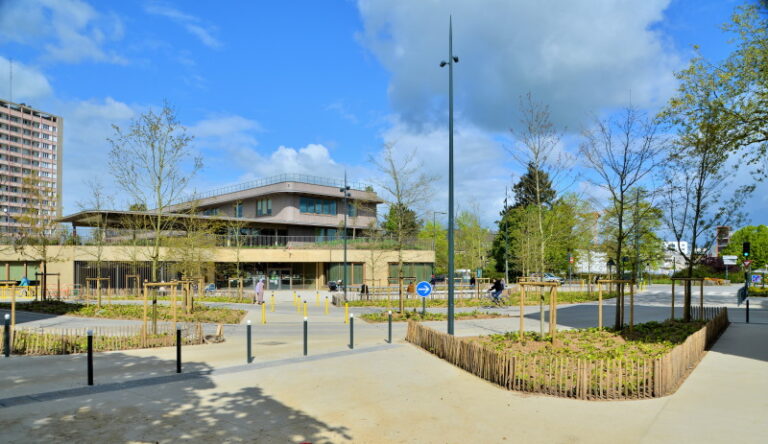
[234,202,243,218]
[322,200,330,215]
[347,204,357,217]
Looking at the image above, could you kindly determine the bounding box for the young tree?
[667,4,768,174]
[108,102,201,281]
[455,210,491,273]
[14,174,61,299]
[580,105,664,329]
[507,94,569,279]
[76,178,113,305]
[371,143,436,312]
[419,220,447,274]
[167,210,217,283]
[721,225,768,268]
[660,77,752,320]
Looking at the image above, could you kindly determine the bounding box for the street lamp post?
[440,16,459,335]
[340,172,351,301]
[432,211,446,250]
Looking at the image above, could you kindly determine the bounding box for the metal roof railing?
[182,173,371,202]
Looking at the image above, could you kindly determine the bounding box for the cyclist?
[488,279,504,305]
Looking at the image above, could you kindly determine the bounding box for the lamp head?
[440,61,447,67]
[453,56,459,63]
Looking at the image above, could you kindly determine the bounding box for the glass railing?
[181,173,371,202]
[0,230,433,251]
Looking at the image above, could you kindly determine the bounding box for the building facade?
[0,99,62,233]
[1,175,434,293]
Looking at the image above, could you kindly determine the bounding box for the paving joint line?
[0,343,402,408]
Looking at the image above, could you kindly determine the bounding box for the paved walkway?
[1,285,766,442]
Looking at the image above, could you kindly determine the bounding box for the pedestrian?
[406,281,415,298]
[469,275,476,287]
[360,283,370,299]
[255,278,265,304]
[429,274,436,286]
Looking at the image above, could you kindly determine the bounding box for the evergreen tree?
[383,203,420,239]
[512,162,556,208]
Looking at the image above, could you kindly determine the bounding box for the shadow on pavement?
[0,352,353,442]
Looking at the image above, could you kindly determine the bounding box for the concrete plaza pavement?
[1,284,767,442]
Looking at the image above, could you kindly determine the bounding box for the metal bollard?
[246,320,252,363]
[388,310,392,344]
[176,326,182,373]
[746,299,750,323]
[261,303,267,324]
[349,314,354,349]
[324,296,329,315]
[303,300,308,318]
[270,294,275,312]
[4,313,10,357]
[87,329,94,385]
[303,317,308,356]
[344,303,349,324]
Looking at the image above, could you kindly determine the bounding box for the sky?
[0,0,759,229]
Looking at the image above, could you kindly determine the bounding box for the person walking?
[406,281,415,299]
[255,278,265,304]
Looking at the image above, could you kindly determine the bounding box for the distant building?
[0,99,62,233]
[714,226,731,256]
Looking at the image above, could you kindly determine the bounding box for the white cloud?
[371,117,514,226]
[144,2,222,49]
[0,57,53,100]
[60,97,137,212]
[0,0,126,64]
[357,0,680,131]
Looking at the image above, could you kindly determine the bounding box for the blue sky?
[0,0,758,228]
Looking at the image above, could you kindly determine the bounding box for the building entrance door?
[267,268,292,290]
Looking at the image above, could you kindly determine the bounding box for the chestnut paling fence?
[405,306,729,400]
[10,323,208,355]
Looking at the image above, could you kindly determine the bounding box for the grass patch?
[361,309,504,323]
[348,290,616,309]
[476,319,706,361]
[748,287,768,297]
[0,301,246,324]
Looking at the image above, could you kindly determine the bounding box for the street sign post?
[416,281,432,316]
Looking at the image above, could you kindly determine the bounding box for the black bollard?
[303,317,308,356]
[388,310,392,344]
[246,320,252,363]
[746,299,750,323]
[349,314,354,349]
[176,327,182,373]
[4,314,10,358]
[87,329,93,386]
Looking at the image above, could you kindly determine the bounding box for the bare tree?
[76,178,113,306]
[660,81,753,321]
[371,143,436,312]
[108,102,201,281]
[508,94,571,278]
[580,105,665,329]
[14,174,61,299]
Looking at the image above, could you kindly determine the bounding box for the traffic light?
[743,241,751,257]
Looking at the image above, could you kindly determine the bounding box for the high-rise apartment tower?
[0,99,62,233]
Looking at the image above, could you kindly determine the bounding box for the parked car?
[529,273,565,285]
[204,283,216,294]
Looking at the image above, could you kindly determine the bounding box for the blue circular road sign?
[416,281,433,298]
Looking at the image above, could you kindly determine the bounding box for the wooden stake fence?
[406,307,729,400]
[10,323,208,355]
